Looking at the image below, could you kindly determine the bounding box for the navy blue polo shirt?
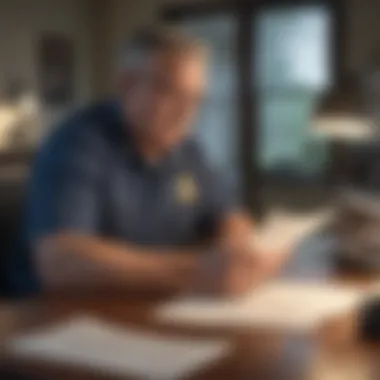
[9,100,237,296]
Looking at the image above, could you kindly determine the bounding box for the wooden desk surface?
[0,234,376,380]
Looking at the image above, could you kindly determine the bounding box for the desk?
[0,233,376,380]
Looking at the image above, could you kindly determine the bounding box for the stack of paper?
[157,281,364,333]
[8,316,230,379]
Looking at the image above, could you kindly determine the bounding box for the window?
[255,5,332,177]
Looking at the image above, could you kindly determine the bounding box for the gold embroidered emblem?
[175,173,199,204]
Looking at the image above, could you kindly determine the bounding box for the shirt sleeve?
[25,126,104,242]
[199,164,240,237]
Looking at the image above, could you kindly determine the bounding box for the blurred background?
[1,0,380,263]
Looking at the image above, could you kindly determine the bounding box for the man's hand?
[192,246,259,297]
[191,211,292,297]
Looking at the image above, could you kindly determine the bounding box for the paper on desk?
[254,210,332,252]
[8,316,230,380]
[157,282,364,333]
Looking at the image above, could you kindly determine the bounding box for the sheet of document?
[254,209,333,252]
[8,316,230,380]
[157,282,364,333]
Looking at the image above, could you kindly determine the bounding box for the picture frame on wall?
[38,34,74,106]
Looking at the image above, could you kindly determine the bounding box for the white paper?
[157,282,364,332]
[254,209,332,252]
[8,316,230,380]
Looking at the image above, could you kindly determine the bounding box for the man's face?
[122,50,207,151]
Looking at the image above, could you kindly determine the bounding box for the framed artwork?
[38,34,74,106]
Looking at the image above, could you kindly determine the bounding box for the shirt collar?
[111,99,185,174]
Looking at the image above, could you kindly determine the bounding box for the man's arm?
[217,211,290,285]
[197,157,291,294]
[29,127,286,296]
[28,125,205,294]
[193,210,290,297]
[35,233,200,293]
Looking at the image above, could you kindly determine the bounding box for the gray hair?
[119,25,208,72]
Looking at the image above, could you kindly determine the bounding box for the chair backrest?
[0,183,26,296]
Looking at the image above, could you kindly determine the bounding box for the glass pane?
[255,5,331,90]
[259,91,325,174]
[254,5,332,176]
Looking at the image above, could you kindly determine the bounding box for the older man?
[11,27,286,297]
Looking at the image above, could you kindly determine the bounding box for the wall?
[0,0,92,150]
[90,0,163,96]
[346,0,380,74]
